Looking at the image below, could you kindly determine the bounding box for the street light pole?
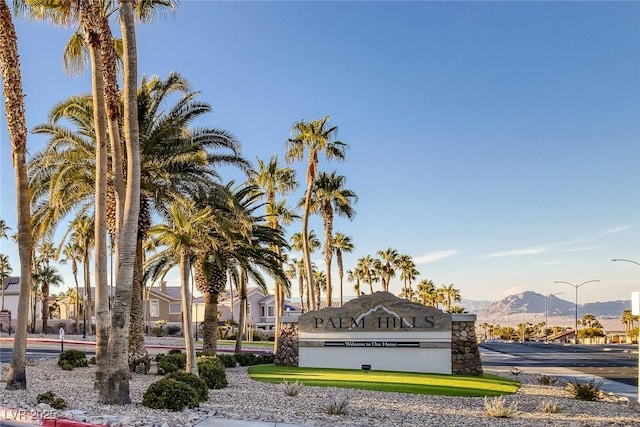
[554,280,600,344]
[544,292,563,342]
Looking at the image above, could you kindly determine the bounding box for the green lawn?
[248,365,520,397]
[216,340,274,349]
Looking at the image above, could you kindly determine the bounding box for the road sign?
[0,309,11,323]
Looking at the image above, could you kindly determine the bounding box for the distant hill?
[474,291,630,318]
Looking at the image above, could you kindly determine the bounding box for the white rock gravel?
[1,359,639,427]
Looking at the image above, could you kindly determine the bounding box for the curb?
[42,418,100,427]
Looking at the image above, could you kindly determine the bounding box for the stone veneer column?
[451,314,483,376]
[274,316,299,366]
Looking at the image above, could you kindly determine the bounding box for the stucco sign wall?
[298,292,453,374]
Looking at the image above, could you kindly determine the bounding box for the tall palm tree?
[439,283,461,311]
[332,232,353,306]
[32,264,63,333]
[309,172,356,307]
[1,0,34,391]
[60,242,83,332]
[30,73,248,374]
[148,201,213,376]
[377,248,398,292]
[290,231,320,311]
[285,116,347,311]
[313,269,326,309]
[247,155,297,350]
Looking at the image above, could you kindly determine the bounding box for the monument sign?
[298,292,453,374]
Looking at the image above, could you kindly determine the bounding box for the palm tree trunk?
[235,269,247,354]
[179,252,197,375]
[41,283,49,333]
[322,207,333,308]
[336,252,343,306]
[202,292,218,355]
[298,276,305,313]
[301,170,316,310]
[1,0,33,389]
[128,238,148,372]
[100,0,141,403]
[81,1,110,370]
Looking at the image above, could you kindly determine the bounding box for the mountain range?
[462,291,631,332]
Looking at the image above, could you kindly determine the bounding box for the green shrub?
[155,353,166,362]
[58,349,88,369]
[59,360,74,371]
[168,349,183,355]
[565,378,602,401]
[198,359,228,389]
[255,354,275,365]
[37,391,67,410]
[142,378,199,411]
[217,354,237,368]
[51,398,67,410]
[157,353,186,375]
[36,391,56,404]
[165,371,209,402]
[88,356,97,365]
[166,325,181,336]
[235,353,257,366]
[151,327,164,337]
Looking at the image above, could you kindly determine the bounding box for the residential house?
[1,276,43,333]
[217,287,301,331]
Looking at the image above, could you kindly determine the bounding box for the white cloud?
[599,225,631,236]
[413,249,458,264]
[482,247,545,258]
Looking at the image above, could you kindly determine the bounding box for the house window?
[169,303,181,314]
[149,299,159,318]
[246,302,251,316]
[267,305,275,317]
[261,306,266,317]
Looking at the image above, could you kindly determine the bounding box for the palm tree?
[357,255,377,294]
[1,0,34,391]
[398,287,416,301]
[60,242,83,332]
[31,73,248,373]
[396,254,419,295]
[291,231,320,310]
[439,283,461,312]
[313,269,327,309]
[332,232,353,306]
[149,201,212,375]
[285,257,305,312]
[285,116,347,310]
[0,254,12,311]
[621,309,635,336]
[416,279,438,307]
[247,155,297,350]
[309,172,356,307]
[32,264,63,333]
[581,313,596,329]
[377,248,398,292]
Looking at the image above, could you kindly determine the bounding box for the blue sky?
[1,1,639,304]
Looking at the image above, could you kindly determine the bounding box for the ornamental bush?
[217,354,237,368]
[142,378,199,411]
[164,371,209,402]
[198,359,228,389]
[37,391,67,410]
[157,353,186,375]
[58,349,88,369]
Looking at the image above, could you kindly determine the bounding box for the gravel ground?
[1,359,639,427]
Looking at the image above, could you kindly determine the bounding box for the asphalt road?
[480,341,638,386]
